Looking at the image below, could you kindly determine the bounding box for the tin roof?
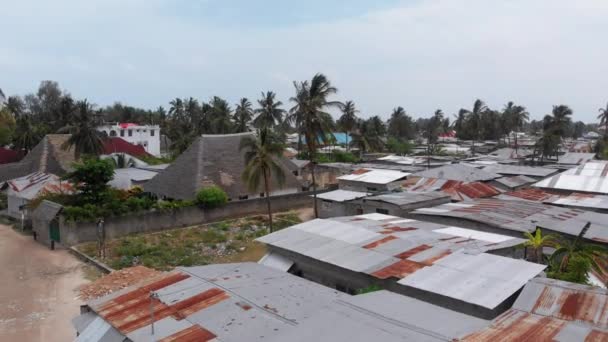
[413,164,501,182]
[4,172,74,200]
[493,175,538,189]
[109,168,160,190]
[556,152,596,165]
[405,177,501,201]
[337,169,410,184]
[315,189,370,202]
[363,191,451,207]
[534,172,608,195]
[489,147,534,159]
[412,199,608,243]
[481,164,556,177]
[461,278,608,341]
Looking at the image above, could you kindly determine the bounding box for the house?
[72,262,491,342]
[411,198,608,244]
[1,172,73,219]
[144,133,302,201]
[97,123,161,156]
[492,175,538,191]
[353,191,451,216]
[109,168,160,190]
[404,177,502,201]
[499,188,608,213]
[461,278,608,341]
[337,169,410,193]
[257,215,540,319]
[101,137,151,158]
[31,200,64,247]
[534,161,608,195]
[479,164,557,179]
[0,134,76,182]
[552,152,596,169]
[315,190,370,218]
[412,164,501,183]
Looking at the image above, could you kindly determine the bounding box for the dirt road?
[0,224,91,342]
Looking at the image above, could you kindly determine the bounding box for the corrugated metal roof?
[563,160,608,177]
[534,173,608,195]
[398,251,546,309]
[405,177,501,201]
[363,191,451,207]
[481,164,556,177]
[4,172,74,200]
[494,175,538,189]
[556,152,596,165]
[413,164,501,182]
[337,169,410,184]
[461,277,608,341]
[314,189,370,202]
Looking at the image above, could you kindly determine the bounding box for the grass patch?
[76,211,302,271]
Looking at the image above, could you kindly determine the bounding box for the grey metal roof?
[481,164,556,177]
[488,147,533,159]
[413,164,501,182]
[109,168,159,190]
[397,251,546,309]
[534,172,608,195]
[461,277,608,341]
[144,133,302,200]
[275,290,490,342]
[556,152,596,165]
[315,189,370,202]
[493,175,537,189]
[363,191,451,208]
[338,169,410,184]
[32,200,63,221]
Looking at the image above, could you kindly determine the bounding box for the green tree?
[424,110,443,167]
[387,107,414,141]
[59,100,104,159]
[290,74,341,218]
[254,91,285,129]
[234,98,253,133]
[461,99,488,155]
[64,158,115,204]
[195,186,228,208]
[13,115,42,153]
[0,108,15,146]
[523,228,558,263]
[386,137,412,155]
[110,153,136,169]
[208,96,233,134]
[337,100,358,150]
[598,102,608,140]
[510,103,529,152]
[240,129,286,231]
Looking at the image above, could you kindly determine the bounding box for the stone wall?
[46,191,318,247]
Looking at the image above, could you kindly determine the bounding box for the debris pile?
[79,266,161,300]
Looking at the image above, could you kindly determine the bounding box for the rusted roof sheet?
[158,325,216,342]
[461,278,608,341]
[405,177,501,201]
[499,188,557,202]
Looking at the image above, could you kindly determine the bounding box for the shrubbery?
[196,186,228,208]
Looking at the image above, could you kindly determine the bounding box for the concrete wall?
[40,191,318,247]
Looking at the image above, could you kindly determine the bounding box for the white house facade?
[97,123,161,156]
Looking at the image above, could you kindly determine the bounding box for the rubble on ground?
[79,266,161,300]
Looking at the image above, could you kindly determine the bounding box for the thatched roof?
[144,133,302,200]
[0,134,76,182]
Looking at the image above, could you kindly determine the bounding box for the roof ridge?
[38,136,49,172]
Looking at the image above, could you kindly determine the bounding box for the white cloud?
[1,0,608,121]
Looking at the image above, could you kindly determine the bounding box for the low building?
[499,188,608,213]
[1,172,73,219]
[534,161,608,195]
[411,198,608,244]
[480,164,557,179]
[492,175,538,191]
[315,189,370,218]
[109,168,160,190]
[353,191,451,216]
[97,123,161,156]
[337,169,410,193]
[461,278,608,341]
[412,164,501,183]
[144,133,302,201]
[404,177,501,201]
[101,137,151,158]
[257,215,540,319]
[72,262,491,342]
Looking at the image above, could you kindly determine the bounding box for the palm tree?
[59,99,104,159]
[523,228,558,263]
[387,107,414,141]
[169,98,184,117]
[548,223,608,285]
[337,100,358,150]
[425,110,443,168]
[110,153,136,168]
[234,98,254,133]
[462,99,488,156]
[290,74,341,218]
[209,96,233,133]
[240,129,286,232]
[549,105,573,136]
[598,102,608,139]
[512,104,529,153]
[253,91,285,129]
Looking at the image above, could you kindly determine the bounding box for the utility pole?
[97,218,106,259]
[149,292,158,337]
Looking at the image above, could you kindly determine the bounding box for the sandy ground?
[0,224,90,342]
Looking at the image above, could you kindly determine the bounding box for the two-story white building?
[97,123,161,157]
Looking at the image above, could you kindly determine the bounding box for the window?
[260,193,265,197]
[136,129,140,133]
[109,130,117,137]
[120,130,125,137]
[128,129,133,137]
[376,208,389,215]
[150,129,155,136]
[238,195,249,200]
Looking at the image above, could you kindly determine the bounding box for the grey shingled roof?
[32,200,63,221]
[0,134,75,182]
[413,164,501,182]
[144,133,301,200]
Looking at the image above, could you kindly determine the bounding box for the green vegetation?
[77,211,302,271]
[0,192,7,210]
[356,284,382,295]
[138,154,174,165]
[64,158,115,203]
[195,186,228,208]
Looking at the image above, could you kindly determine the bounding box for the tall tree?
[290,74,341,218]
[387,107,414,141]
[208,96,233,133]
[59,100,104,159]
[510,103,529,153]
[254,91,285,129]
[12,115,41,152]
[234,98,254,133]
[424,110,443,168]
[461,99,488,155]
[598,102,608,139]
[240,129,286,232]
[337,100,358,150]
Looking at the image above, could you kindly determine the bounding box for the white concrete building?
[97,123,161,156]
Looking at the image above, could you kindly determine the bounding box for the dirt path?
[0,224,91,342]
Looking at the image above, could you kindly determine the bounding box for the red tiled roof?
[0,147,22,164]
[102,137,150,157]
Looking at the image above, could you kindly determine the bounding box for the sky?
[1,0,608,122]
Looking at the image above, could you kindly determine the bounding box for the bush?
[195,186,228,208]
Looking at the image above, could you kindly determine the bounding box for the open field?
[76,210,303,270]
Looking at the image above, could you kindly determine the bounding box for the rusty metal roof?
[460,278,608,341]
[405,177,501,201]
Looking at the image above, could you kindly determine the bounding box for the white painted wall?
[97,124,161,156]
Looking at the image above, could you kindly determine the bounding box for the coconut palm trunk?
[263,167,273,232]
[306,134,319,218]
